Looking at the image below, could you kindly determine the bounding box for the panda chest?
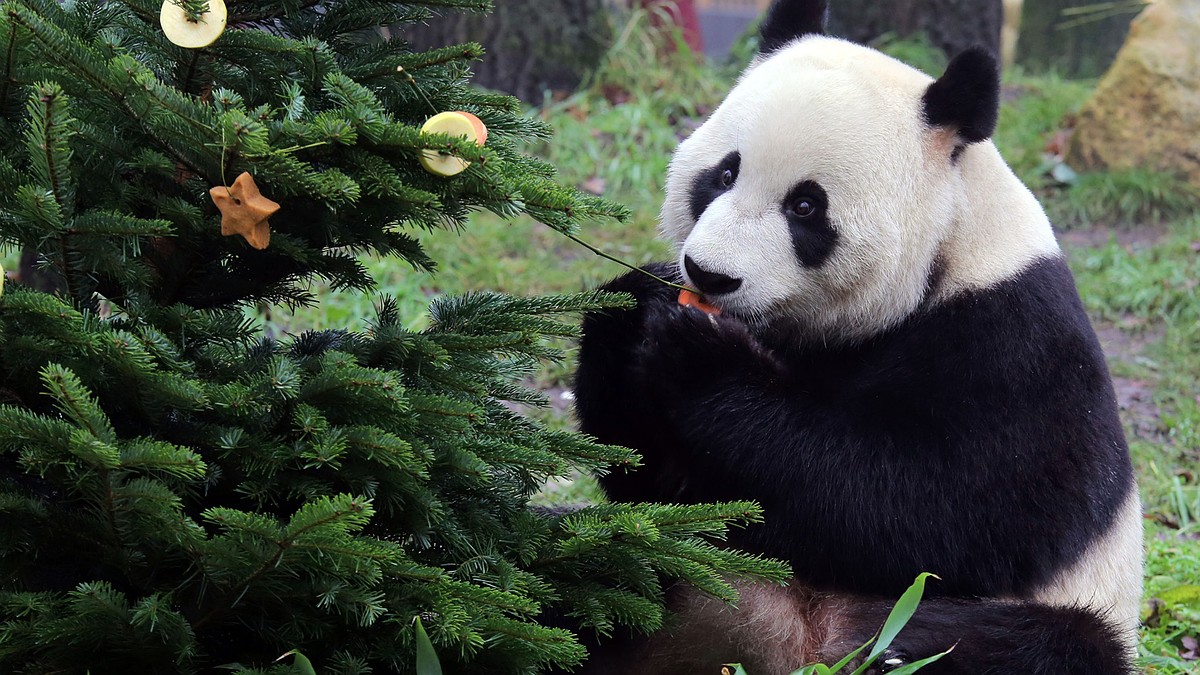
[773,339,942,429]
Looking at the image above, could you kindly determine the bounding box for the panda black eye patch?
[782,180,837,267]
[688,151,740,222]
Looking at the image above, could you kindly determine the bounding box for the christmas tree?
[0,1,787,672]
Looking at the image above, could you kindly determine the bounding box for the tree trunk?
[399,0,613,104]
[1015,0,1138,78]
[17,248,60,294]
[827,0,1004,59]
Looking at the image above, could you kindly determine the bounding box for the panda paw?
[578,263,683,370]
[874,649,911,673]
[596,262,683,305]
[633,302,779,400]
[576,263,688,428]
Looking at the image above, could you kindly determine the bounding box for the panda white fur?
[572,1,1142,672]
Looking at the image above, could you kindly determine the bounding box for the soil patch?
[1058,223,1168,250]
[1093,320,1166,440]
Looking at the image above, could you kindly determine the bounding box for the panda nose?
[683,255,743,295]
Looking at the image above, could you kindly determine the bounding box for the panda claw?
[876,649,909,673]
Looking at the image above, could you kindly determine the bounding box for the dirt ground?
[1094,321,1164,441]
[1062,224,1168,442]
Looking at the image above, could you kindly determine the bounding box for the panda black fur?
[572,1,1142,672]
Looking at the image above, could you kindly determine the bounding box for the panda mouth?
[674,284,778,335]
[677,288,722,315]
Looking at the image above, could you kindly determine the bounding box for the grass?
[1141,523,1200,672]
[1072,216,1200,321]
[1060,169,1200,226]
[993,68,1096,186]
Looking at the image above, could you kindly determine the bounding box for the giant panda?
[571,0,1143,672]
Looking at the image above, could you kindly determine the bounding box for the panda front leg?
[574,264,702,502]
[591,298,957,592]
[580,268,991,593]
[576,265,787,504]
[632,300,787,401]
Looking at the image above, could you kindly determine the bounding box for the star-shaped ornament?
[211,172,280,250]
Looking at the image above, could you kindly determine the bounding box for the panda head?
[662,0,1057,344]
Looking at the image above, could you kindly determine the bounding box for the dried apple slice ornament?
[160,0,227,49]
[419,111,488,177]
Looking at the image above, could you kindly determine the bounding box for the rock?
[1067,0,1200,187]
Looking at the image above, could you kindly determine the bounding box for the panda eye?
[790,197,818,219]
[720,168,734,188]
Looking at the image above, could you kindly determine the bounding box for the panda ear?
[758,0,828,54]
[921,47,1001,144]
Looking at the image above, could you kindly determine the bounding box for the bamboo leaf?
[275,649,317,675]
[852,573,937,675]
[415,616,443,675]
[825,637,874,673]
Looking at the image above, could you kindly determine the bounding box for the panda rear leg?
[576,582,827,675]
[580,581,1134,675]
[844,597,1135,675]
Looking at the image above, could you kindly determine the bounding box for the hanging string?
[397,65,441,116]
[400,65,690,293]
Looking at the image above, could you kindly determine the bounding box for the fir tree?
[0,1,788,673]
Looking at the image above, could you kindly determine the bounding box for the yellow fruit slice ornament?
[160,0,227,49]
[419,111,488,177]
